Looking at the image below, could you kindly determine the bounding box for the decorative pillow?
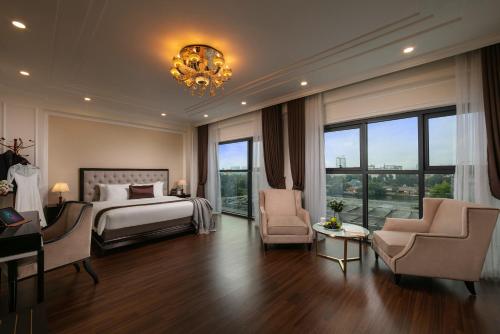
[99,184,130,201]
[133,181,164,197]
[129,185,154,199]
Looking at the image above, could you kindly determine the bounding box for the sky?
[219,115,456,171]
[325,116,456,169]
[219,141,248,170]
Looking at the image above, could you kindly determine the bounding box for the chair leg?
[464,281,476,295]
[307,243,312,251]
[263,243,268,251]
[73,263,81,272]
[374,252,379,262]
[83,259,99,284]
[393,274,402,285]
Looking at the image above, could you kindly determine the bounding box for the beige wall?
[48,115,184,203]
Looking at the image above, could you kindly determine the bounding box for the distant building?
[383,164,403,170]
[368,164,403,170]
[336,156,346,168]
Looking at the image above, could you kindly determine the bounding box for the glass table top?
[313,222,370,239]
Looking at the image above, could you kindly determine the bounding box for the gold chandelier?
[170,44,232,96]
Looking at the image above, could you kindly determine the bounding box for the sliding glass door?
[218,138,253,218]
[324,106,456,233]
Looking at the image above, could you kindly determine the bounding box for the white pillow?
[98,184,130,201]
[133,181,164,197]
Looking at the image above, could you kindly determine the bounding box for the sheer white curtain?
[206,123,222,213]
[252,110,269,225]
[304,93,327,225]
[454,51,500,280]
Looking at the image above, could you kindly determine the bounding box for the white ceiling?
[1,0,499,126]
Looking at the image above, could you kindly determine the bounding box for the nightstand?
[44,204,62,226]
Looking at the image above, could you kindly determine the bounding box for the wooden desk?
[0,211,44,312]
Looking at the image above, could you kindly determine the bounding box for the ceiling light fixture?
[403,46,415,54]
[161,113,166,116]
[241,101,247,105]
[170,45,232,96]
[12,21,26,29]
[84,97,91,101]
[300,81,308,86]
[203,114,208,118]
[19,70,30,76]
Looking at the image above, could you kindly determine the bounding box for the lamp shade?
[51,182,70,193]
[177,179,187,186]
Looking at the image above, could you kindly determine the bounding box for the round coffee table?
[313,222,370,273]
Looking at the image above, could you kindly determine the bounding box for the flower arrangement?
[0,180,13,196]
[329,199,345,213]
[324,199,345,230]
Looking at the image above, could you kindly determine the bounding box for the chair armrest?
[259,206,268,236]
[383,218,426,233]
[297,207,310,225]
[393,232,482,281]
[42,206,93,270]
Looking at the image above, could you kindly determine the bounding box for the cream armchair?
[372,198,499,295]
[259,189,313,251]
[3,201,99,284]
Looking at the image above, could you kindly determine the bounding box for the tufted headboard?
[79,168,169,202]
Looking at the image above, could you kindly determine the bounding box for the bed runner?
[93,199,189,228]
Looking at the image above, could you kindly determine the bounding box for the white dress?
[7,164,47,227]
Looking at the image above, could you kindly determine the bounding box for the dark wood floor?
[2,215,500,333]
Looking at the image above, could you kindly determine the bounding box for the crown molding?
[0,84,191,133]
[193,32,500,127]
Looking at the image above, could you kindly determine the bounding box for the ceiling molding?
[45,109,188,135]
[193,31,500,126]
[187,15,462,117]
[185,12,432,115]
[0,83,190,132]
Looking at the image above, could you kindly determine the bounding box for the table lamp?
[51,182,70,205]
[177,179,186,194]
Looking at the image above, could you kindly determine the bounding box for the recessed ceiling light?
[300,81,308,86]
[161,113,166,116]
[19,70,30,76]
[84,97,91,101]
[403,46,415,54]
[203,114,208,118]
[241,101,247,105]
[12,21,26,29]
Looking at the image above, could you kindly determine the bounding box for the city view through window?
[325,109,456,232]
[219,139,252,217]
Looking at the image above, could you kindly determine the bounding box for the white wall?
[0,98,192,204]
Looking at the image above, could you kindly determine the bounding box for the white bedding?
[92,196,194,235]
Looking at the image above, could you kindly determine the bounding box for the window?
[325,128,360,168]
[325,106,456,232]
[218,138,253,218]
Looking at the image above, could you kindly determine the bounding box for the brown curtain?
[196,125,209,198]
[482,43,500,199]
[287,98,305,190]
[262,104,286,188]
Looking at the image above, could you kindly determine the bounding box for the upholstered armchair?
[372,198,499,294]
[259,189,313,250]
[5,201,99,284]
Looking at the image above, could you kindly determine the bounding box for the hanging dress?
[7,163,47,227]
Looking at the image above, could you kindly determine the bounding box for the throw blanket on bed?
[190,197,216,234]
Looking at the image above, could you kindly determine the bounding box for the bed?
[79,168,195,254]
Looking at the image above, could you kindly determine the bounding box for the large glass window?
[324,107,456,232]
[368,118,418,170]
[325,128,360,168]
[326,174,363,225]
[219,139,252,218]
